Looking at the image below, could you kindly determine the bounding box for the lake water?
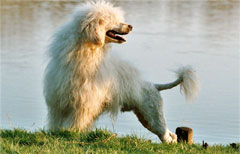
[1,0,239,144]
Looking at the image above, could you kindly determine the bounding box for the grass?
[0,129,239,154]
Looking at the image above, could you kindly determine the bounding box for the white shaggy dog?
[44,1,200,143]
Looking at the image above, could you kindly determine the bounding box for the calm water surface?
[1,0,239,144]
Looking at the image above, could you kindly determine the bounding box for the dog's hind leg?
[130,84,177,143]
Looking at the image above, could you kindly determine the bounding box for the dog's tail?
[155,66,200,102]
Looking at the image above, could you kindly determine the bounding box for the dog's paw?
[163,129,177,143]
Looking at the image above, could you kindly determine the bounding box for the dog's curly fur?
[44,1,200,143]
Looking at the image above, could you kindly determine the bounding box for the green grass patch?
[1,129,239,153]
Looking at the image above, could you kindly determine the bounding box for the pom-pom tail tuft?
[175,66,200,102]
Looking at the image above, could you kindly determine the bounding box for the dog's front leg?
[131,87,177,143]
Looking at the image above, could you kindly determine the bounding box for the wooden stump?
[176,127,193,144]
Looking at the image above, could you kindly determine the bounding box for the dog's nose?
[128,25,133,31]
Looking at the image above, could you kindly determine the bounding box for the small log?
[176,127,193,144]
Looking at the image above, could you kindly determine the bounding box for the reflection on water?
[1,1,239,144]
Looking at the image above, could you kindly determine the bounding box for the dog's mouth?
[106,30,128,43]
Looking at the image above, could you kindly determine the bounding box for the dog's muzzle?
[106,24,133,43]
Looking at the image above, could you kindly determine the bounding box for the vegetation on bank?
[0,129,239,154]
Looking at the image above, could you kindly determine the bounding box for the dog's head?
[76,1,132,45]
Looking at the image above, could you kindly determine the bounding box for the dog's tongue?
[107,31,115,37]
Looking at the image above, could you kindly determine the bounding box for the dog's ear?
[80,19,102,45]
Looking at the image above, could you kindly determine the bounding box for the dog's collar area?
[106,30,126,42]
